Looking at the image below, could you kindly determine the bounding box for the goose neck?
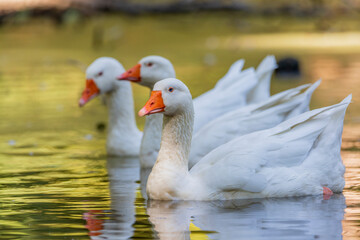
[156,107,194,171]
[106,82,138,134]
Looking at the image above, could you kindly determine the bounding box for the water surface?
[0,13,360,239]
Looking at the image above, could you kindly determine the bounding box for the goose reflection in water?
[82,158,345,239]
[147,194,345,240]
[84,156,141,239]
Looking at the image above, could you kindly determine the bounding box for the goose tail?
[247,55,277,104]
[215,59,245,90]
[285,79,321,118]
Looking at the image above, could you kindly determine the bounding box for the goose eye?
[97,72,103,77]
[146,62,153,67]
[168,87,174,92]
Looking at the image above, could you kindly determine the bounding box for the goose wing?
[189,81,320,168]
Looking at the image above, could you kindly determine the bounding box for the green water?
[0,13,360,239]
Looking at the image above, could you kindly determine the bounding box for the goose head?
[139,78,192,117]
[79,57,125,107]
[118,56,176,88]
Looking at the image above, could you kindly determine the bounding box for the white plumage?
[189,80,321,167]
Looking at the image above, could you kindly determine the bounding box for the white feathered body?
[188,97,349,200]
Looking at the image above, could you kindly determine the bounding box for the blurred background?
[0,0,359,136]
[0,1,360,239]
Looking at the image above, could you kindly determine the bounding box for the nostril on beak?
[150,102,154,106]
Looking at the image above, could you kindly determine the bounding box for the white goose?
[78,57,142,157]
[119,55,276,132]
[139,78,350,200]
[119,55,277,167]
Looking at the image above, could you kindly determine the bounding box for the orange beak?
[117,63,141,82]
[79,79,100,107]
[138,91,165,117]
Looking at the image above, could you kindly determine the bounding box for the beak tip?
[138,107,147,117]
[79,98,86,107]
[117,75,125,80]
